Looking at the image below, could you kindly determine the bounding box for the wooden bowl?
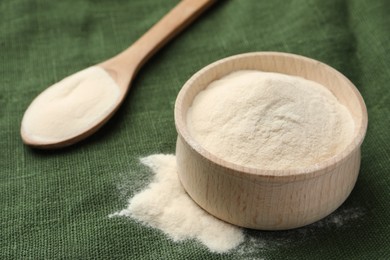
[174,52,368,230]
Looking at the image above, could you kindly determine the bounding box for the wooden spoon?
[21,0,215,149]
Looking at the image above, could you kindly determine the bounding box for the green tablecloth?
[1,0,389,259]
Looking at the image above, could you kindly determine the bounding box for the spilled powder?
[110,154,244,253]
[236,206,365,258]
[110,154,365,255]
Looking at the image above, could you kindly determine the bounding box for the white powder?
[235,206,365,258]
[187,70,354,170]
[110,154,364,256]
[110,154,244,253]
[21,66,120,143]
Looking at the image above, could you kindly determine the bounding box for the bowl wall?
[174,52,367,229]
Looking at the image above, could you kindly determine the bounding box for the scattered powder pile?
[110,154,244,253]
[110,154,365,255]
[21,66,120,143]
[187,70,355,170]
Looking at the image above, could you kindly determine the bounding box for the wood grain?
[100,0,216,92]
[174,52,368,230]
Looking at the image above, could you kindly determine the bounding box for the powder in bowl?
[186,70,354,171]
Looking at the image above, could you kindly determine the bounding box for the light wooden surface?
[21,0,215,149]
[175,52,368,230]
[100,0,216,91]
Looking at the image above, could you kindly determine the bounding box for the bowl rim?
[174,52,368,182]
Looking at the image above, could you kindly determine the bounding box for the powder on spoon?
[187,70,355,171]
[21,66,120,144]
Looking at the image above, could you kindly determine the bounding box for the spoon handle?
[104,0,216,76]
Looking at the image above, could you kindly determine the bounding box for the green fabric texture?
[1,0,389,258]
